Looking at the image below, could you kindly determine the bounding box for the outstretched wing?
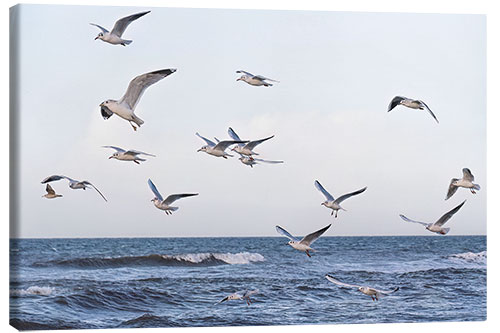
[275,225,300,241]
[300,224,331,246]
[376,287,399,295]
[162,193,198,206]
[462,168,475,182]
[253,158,284,164]
[388,96,406,112]
[196,132,216,147]
[334,187,367,204]
[434,200,466,227]
[254,75,279,83]
[81,181,107,202]
[445,178,459,200]
[147,179,163,202]
[325,275,361,289]
[244,135,275,151]
[102,145,126,153]
[89,23,109,34]
[314,180,334,201]
[242,290,259,298]
[236,70,254,76]
[419,100,439,124]
[125,150,156,157]
[399,214,430,227]
[213,140,248,152]
[110,11,151,37]
[46,184,56,195]
[215,295,230,305]
[41,175,74,184]
[228,127,242,141]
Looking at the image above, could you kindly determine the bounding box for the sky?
[11,4,486,238]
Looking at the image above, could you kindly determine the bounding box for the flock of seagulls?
[38,9,482,305]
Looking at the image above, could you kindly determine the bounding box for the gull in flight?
[100,69,176,131]
[238,156,284,168]
[227,127,275,156]
[42,184,62,199]
[236,70,279,87]
[325,275,399,301]
[446,168,481,200]
[276,224,331,257]
[387,96,439,123]
[399,200,466,235]
[215,290,259,306]
[41,175,107,202]
[147,179,198,215]
[103,146,155,164]
[314,180,367,218]
[91,11,150,46]
[196,132,247,159]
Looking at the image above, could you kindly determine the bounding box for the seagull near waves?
[91,11,150,46]
[236,70,279,87]
[215,290,259,306]
[446,168,481,200]
[325,275,399,301]
[100,69,176,131]
[227,127,275,156]
[196,132,248,159]
[42,184,62,199]
[41,175,107,202]
[387,96,439,123]
[147,179,198,215]
[276,224,331,257]
[399,200,466,235]
[103,146,155,164]
[314,180,367,218]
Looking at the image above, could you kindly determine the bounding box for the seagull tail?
[473,184,481,191]
[121,39,133,45]
[132,115,144,126]
[441,227,451,235]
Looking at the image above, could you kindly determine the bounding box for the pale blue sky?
[13,4,486,237]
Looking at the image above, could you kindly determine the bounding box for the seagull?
[238,156,284,168]
[399,200,466,235]
[446,168,481,200]
[314,180,367,218]
[215,290,259,306]
[91,11,150,46]
[387,96,439,123]
[103,146,155,164]
[276,224,331,257]
[100,69,176,131]
[41,175,107,202]
[196,132,247,159]
[227,127,275,156]
[147,179,198,215]
[325,275,399,301]
[236,70,279,87]
[42,184,62,199]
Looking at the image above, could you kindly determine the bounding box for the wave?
[448,251,486,264]
[10,286,54,296]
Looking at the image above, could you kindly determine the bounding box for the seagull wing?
[162,193,198,206]
[399,214,430,227]
[215,295,230,305]
[236,70,254,76]
[254,75,279,83]
[275,225,300,241]
[445,178,459,200]
[196,132,216,147]
[325,275,361,289]
[334,187,367,205]
[81,181,107,202]
[462,168,475,182]
[46,184,56,195]
[376,287,399,295]
[147,179,163,202]
[213,140,248,152]
[89,23,109,34]
[228,127,242,141]
[242,290,259,298]
[244,135,275,150]
[125,150,156,157]
[119,69,176,110]
[102,145,126,153]
[314,180,334,201]
[434,200,466,227]
[300,224,331,246]
[388,96,406,112]
[110,11,151,37]
[253,158,284,164]
[41,175,74,184]
[419,100,439,124]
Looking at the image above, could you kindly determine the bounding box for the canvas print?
[9,4,486,330]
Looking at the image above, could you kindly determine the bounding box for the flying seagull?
[399,200,466,235]
[238,156,284,168]
[215,290,259,306]
[41,175,107,202]
[147,179,198,215]
[196,132,247,159]
[276,224,331,257]
[325,275,399,301]
[91,11,150,46]
[227,127,275,156]
[236,70,279,87]
[103,146,155,164]
[315,180,367,218]
[100,68,176,131]
[446,168,481,200]
[387,96,439,123]
[42,184,62,199]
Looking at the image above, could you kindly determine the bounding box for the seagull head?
[236,75,248,82]
[197,146,208,153]
[95,32,104,40]
[287,240,296,246]
[109,153,119,160]
[321,201,327,206]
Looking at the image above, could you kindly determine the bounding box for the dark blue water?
[9,236,486,330]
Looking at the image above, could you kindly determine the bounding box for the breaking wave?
[448,251,486,264]
[10,286,54,297]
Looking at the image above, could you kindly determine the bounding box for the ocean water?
[9,236,486,330]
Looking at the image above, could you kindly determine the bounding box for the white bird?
[215,290,259,306]
[91,11,150,46]
[387,96,439,123]
[325,275,399,301]
[227,127,275,156]
[103,146,155,164]
[42,184,62,199]
[276,224,331,257]
[41,175,107,202]
[100,69,176,131]
[399,200,466,235]
[147,179,198,215]
[446,168,481,200]
[196,132,247,159]
[314,180,367,218]
[236,70,279,87]
[238,156,284,168]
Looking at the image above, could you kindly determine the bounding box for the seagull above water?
[387,96,439,123]
[276,224,331,258]
[91,11,150,46]
[42,184,62,199]
[446,168,481,200]
[314,180,367,218]
[236,70,279,87]
[325,275,399,301]
[215,290,259,306]
[147,179,198,215]
[238,156,284,168]
[100,68,176,131]
[41,175,107,202]
[227,127,275,156]
[103,146,155,164]
[196,132,247,159]
[399,200,466,235]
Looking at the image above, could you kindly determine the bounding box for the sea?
[9,236,486,330]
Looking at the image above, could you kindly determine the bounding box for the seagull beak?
[197,149,202,152]
[108,156,113,159]
[99,102,104,107]
[94,36,99,40]
[236,78,241,81]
